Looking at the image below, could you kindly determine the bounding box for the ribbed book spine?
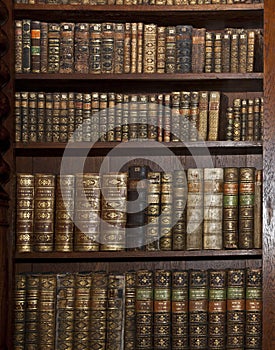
[156,26,166,73]
[214,32,222,73]
[30,20,41,73]
[176,25,192,73]
[28,92,37,142]
[239,30,248,73]
[203,168,224,249]
[101,22,114,73]
[227,269,246,349]
[189,270,208,349]
[13,274,27,350]
[106,274,125,350]
[254,169,262,248]
[91,92,100,142]
[74,173,101,251]
[223,167,239,249]
[22,19,31,73]
[89,271,108,350]
[114,23,124,74]
[189,91,199,142]
[74,273,92,350]
[226,107,234,141]
[154,270,171,349]
[230,31,239,73]
[160,172,173,251]
[165,26,176,73]
[124,271,136,350]
[74,22,89,73]
[247,30,256,73]
[115,93,123,141]
[192,28,206,73]
[15,20,23,73]
[124,23,131,74]
[245,268,262,349]
[208,270,227,349]
[56,273,75,350]
[33,174,55,252]
[208,91,221,141]
[40,22,48,73]
[146,172,161,251]
[25,274,40,349]
[135,270,154,349]
[100,173,128,251]
[179,91,190,142]
[52,92,61,142]
[131,23,138,73]
[171,270,189,349]
[240,99,247,141]
[122,94,129,142]
[163,93,171,142]
[37,92,45,142]
[74,92,83,142]
[15,92,21,142]
[148,95,158,140]
[89,23,102,74]
[221,33,231,73]
[20,92,29,142]
[138,94,148,140]
[247,99,254,141]
[16,174,34,252]
[45,93,53,142]
[171,91,180,142]
[205,31,214,73]
[233,98,241,141]
[107,92,116,141]
[59,92,68,142]
[186,168,203,250]
[67,92,75,140]
[99,93,108,141]
[48,23,60,73]
[197,91,208,141]
[239,167,255,249]
[137,22,144,73]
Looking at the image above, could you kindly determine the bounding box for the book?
[165,26,176,73]
[179,91,190,142]
[14,92,21,142]
[89,23,102,74]
[30,20,41,73]
[191,28,205,73]
[74,22,89,73]
[143,24,157,74]
[15,20,23,73]
[156,26,166,73]
[48,23,60,73]
[189,91,199,141]
[176,25,192,73]
[13,274,27,349]
[254,169,262,248]
[208,91,221,141]
[204,31,214,73]
[22,19,31,73]
[159,172,173,250]
[25,274,40,349]
[101,22,114,73]
[124,271,136,350]
[214,32,222,73]
[40,22,48,73]
[114,23,124,74]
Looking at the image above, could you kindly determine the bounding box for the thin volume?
[254,169,262,248]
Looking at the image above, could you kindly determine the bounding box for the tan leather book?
[207,91,221,141]
[74,22,89,73]
[143,23,157,74]
[156,26,166,73]
[191,27,206,73]
[198,91,209,141]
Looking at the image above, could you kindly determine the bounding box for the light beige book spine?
[156,26,166,74]
[208,91,221,141]
[143,24,157,74]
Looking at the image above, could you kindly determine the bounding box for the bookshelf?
[1,0,275,349]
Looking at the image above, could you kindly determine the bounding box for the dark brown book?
[123,22,131,74]
[15,92,21,142]
[114,23,124,74]
[130,22,138,73]
[52,92,61,142]
[159,172,173,251]
[20,91,29,143]
[239,30,248,73]
[254,169,262,248]
[233,98,241,141]
[214,32,222,73]
[107,92,116,142]
[101,22,114,73]
[247,99,254,141]
[74,22,89,73]
[37,92,45,142]
[165,26,176,73]
[189,91,199,142]
[13,274,27,349]
[91,92,100,142]
[179,91,190,142]
[230,31,239,73]
[138,95,148,140]
[226,107,234,141]
[40,22,48,73]
[48,23,60,73]
[176,25,192,73]
[204,31,214,73]
[124,271,136,350]
[59,92,69,142]
[25,274,40,349]
[45,92,53,142]
[171,91,180,142]
[89,23,102,74]
[122,94,129,142]
[240,99,248,141]
[191,28,206,73]
[74,92,83,142]
[22,19,31,73]
[147,94,158,140]
[163,93,171,142]
[221,32,231,73]
[30,20,41,73]
[28,92,37,142]
[197,91,208,141]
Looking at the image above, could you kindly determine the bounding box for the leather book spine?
[124,271,136,350]
[22,19,31,73]
[189,91,199,142]
[25,274,40,349]
[128,95,138,140]
[114,23,124,74]
[159,173,173,251]
[157,94,164,142]
[40,22,48,73]
[135,270,154,349]
[124,23,131,73]
[13,274,27,349]
[37,92,45,142]
[82,93,92,142]
[198,91,208,140]
[115,93,123,141]
[254,169,262,248]
[191,28,206,73]
[171,91,180,142]
[138,94,148,140]
[33,174,55,252]
[74,22,89,73]
[137,22,143,73]
[156,26,166,73]
[230,31,239,73]
[147,94,158,140]
[254,28,264,73]
[246,99,254,141]
[179,91,191,142]
[203,168,224,249]
[99,92,108,141]
[214,32,222,73]
[101,22,114,73]
[186,168,203,250]
[15,20,23,73]
[171,270,188,349]
[74,92,83,142]
[163,93,171,142]
[89,23,102,74]
[227,269,246,349]
[122,94,129,142]
[30,20,41,73]
[208,91,221,141]
[74,173,101,251]
[253,97,261,141]
[59,92,68,142]
[233,98,241,141]
[45,93,53,142]
[131,23,138,73]
[165,26,176,73]
[54,175,75,252]
[48,23,60,73]
[239,30,248,73]
[221,33,231,73]
[154,270,171,349]
[189,270,208,349]
[90,92,100,142]
[28,92,38,142]
[67,92,75,141]
[107,92,116,142]
[15,92,22,142]
[204,31,214,73]
[247,30,256,73]
[20,92,29,143]
[143,23,157,74]
[52,92,61,142]
[226,107,234,141]
[176,25,192,73]
[240,99,248,141]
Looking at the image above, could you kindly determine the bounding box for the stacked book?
[16,166,262,253]
[15,20,263,74]
[13,267,262,350]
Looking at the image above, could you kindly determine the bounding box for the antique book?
[233,98,241,141]
[130,22,138,73]
[59,92,69,142]
[143,23,157,73]
[154,270,171,349]
[227,269,246,349]
[179,91,190,142]
[99,92,108,141]
[89,23,102,74]
[114,23,124,74]
[165,26,176,73]
[15,20,23,73]
[214,32,222,73]
[240,99,248,141]
[246,99,254,141]
[171,91,181,142]
[124,271,136,350]
[254,169,262,248]
[37,92,45,142]
[91,92,100,142]
[52,92,61,142]
[22,19,31,73]
[223,167,239,249]
[20,91,29,142]
[189,91,199,141]
[40,22,48,73]
[146,171,161,251]
[28,92,37,142]
[204,31,214,73]
[135,270,154,349]
[156,26,166,73]
[226,107,234,141]
[59,22,75,73]
[163,93,171,142]
[207,91,221,141]
[100,173,128,251]
[74,272,92,350]
[157,93,164,142]
[106,274,125,350]
[13,274,27,349]
[74,22,89,73]
[25,274,40,349]
[172,170,187,251]
[14,92,21,142]
[30,20,41,73]
[54,175,75,252]
[203,168,224,249]
[198,91,209,140]
[159,173,173,250]
[137,22,143,73]
[186,168,203,250]
[48,23,60,73]
[221,32,231,73]
[101,22,114,73]
[138,94,148,139]
[107,92,116,142]
[189,270,208,349]
[56,273,75,350]
[239,30,248,73]
[247,29,256,73]
[239,167,255,249]
[33,174,55,252]
[122,94,130,142]
[171,270,189,349]
[45,92,53,142]
[208,270,227,349]
[115,93,123,141]
[74,173,101,251]
[176,25,192,73]
[230,31,239,73]
[127,165,149,250]
[147,94,158,140]
[89,271,108,349]
[245,268,262,349]
[82,93,92,142]
[191,28,206,73]
[123,22,131,73]
[67,92,76,140]
[74,92,83,142]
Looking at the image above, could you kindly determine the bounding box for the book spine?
[247,99,254,141]
[226,107,234,141]
[67,92,75,140]
[186,168,203,250]
[81,93,91,141]
[189,270,208,349]
[143,24,157,74]
[99,93,108,141]
[223,167,239,249]
[20,91,29,142]
[74,273,92,350]
[233,98,241,141]
[147,94,158,140]
[221,33,231,73]
[15,20,23,73]
[28,92,37,142]
[189,91,199,142]
[245,268,262,349]
[254,169,262,248]
[208,91,221,141]
[107,92,116,141]
[137,22,143,73]
[59,92,69,142]
[146,171,161,251]
[239,167,255,249]
[230,32,239,73]
[240,99,247,141]
[203,168,224,249]
[37,92,45,142]
[89,271,108,349]
[157,94,164,142]
[74,22,89,73]
[163,93,171,142]
[40,22,48,73]
[15,92,22,142]
[165,26,176,73]
[138,94,148,140]
[135,270,154,349]
[204,31,214,73]
[13,274,27,349]
[22,19,31,73]
[91,92,100,142]
[74,173,101,251]
[124,23,131,74]
[171,270,189,349]
[52,92,61,142]
[239,30,248,73]
[159,173,173,251]
[154,270,171,349]
[101,22,114,73]
[74,92,83,141]
[114,23,124,74]
[115,93,123,141]
[100,173,128,251]
[253,97,261,141]
[48,23,60,73]
[45,93,53,142]
[30,20,41,73]
[227,269,246,349]
[191,28,206,73]
[106,274,125,350]
[176,25,192,73]
[56,273,75,349]
[171,91,180,142]
[214,32,222,73]
[25,274,40,349]
[131,23,138,73]
[247,30,256,73]
[89,23,102,74]
[179,91,191,142]
[156,26,166,73]
[208,270,227,349]
[124,271,136,350]
[16,174,34,253]
[33,174,55,252]
[198,91,208,140]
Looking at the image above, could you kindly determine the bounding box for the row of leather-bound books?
[14,90,263,143]
[13,267,262,350]
[14,20,263,74]
[13,0,264,5]
[16,166,262,253]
